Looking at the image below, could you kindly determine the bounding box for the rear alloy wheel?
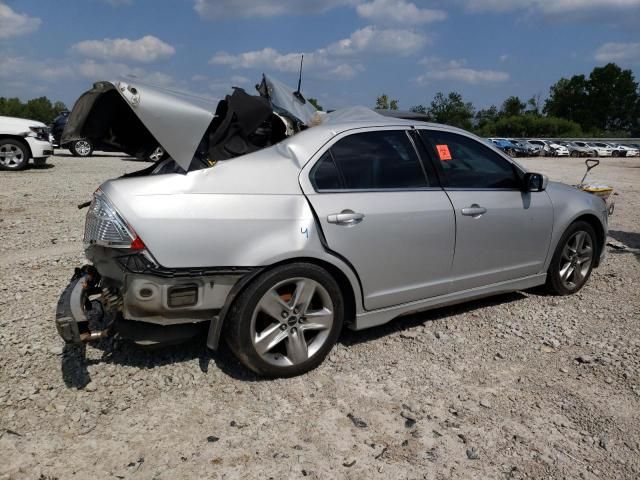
[225,263,344,377]
[148,146,166,162]
[546,221,596,295]
[0,139,29,170]
[71,139,93,157]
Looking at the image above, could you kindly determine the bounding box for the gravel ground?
[0,152,639,479]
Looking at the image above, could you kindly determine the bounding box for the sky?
[1,0,639,112]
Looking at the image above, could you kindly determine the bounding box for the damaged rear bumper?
[55,261,256,348]
[55,266,111,344]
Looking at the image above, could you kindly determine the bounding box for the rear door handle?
[327,210,365,225]
[461,204,487,217]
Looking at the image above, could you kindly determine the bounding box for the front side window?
[419,130,520,189]
[311,130,429,190]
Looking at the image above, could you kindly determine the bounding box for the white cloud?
[101,0,133,5]
[0,56,73,81]
[324,25,428,56]
[595,42,640,64]
[356,0,446,25]
[461,0,640,14]
[416,58,509,84]
[499,54,509,62]
[0,3,42,39]
[194,0,358,19]
[210,26,427,79]
[230,75,250,84]
[76,59,174,86]
[71,35,175,63]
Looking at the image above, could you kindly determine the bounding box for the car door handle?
[327,211,365,225]
[461,204,487,217]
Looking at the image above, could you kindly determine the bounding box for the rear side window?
[311,130,429,191]
[420,130,520,189]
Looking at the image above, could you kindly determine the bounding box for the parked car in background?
[527,139,569,157]
[0,115,53,170]
[612,144,639,157]
[55,78,608,377]
[489,138,527,157]
[557,141,595,157]
[51,110,97,157]
[52,110,166,160]
[588,142,614,157]
[511,139,539,156]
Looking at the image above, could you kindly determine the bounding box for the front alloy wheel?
[547,221,596,295]
[0,139,29,170]
[225,263,344,377]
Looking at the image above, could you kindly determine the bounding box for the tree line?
[0,97,68,124]
[376,63,640,138]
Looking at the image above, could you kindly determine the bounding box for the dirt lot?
[1,152,639,479]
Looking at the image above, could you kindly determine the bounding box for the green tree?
[375,94,399,110]
[587,63,639,133]
[477,115,582,138]
[544,75,590,127]
[426,91,475,130]
[308,97,323,111]
[526,93,542,115]
[410,104,427,114]
[475,105,499,130]
[501,96,526,117]
[545,63,640,135]
[0,96,67,123]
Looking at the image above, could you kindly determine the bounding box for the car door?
[302,128,456,311]
[418,129,554,292]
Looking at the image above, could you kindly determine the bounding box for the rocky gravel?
[0,152,639,479]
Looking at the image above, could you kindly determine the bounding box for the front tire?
[546,221,596,295]
[70,139,93,157]
[0,138,29,170]
[224,263,344,377]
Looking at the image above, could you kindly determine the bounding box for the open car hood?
[63,80,217,170]
[63,75,319,172]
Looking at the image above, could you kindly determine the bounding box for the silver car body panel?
[262,74,318,125]
[298,125,456,310]
[114,80,216,170]
[444,189,554,291]
[123,273,240,325]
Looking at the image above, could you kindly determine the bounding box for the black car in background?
[50,111,165,160]
[50,110,99,157]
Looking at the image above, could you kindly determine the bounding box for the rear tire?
[70,139,93,157]
[0,138,29,170]
[546,221,597,295]
[224,263,344,377]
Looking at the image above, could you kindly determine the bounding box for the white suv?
[0,115,53,170]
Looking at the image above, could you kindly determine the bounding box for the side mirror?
[523,172,547,192]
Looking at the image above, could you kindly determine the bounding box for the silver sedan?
[56,80,608,377]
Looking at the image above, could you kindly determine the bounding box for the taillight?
[130,236,145,251]
[84,189,145,250]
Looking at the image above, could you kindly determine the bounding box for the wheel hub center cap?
[287,317,298,326]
